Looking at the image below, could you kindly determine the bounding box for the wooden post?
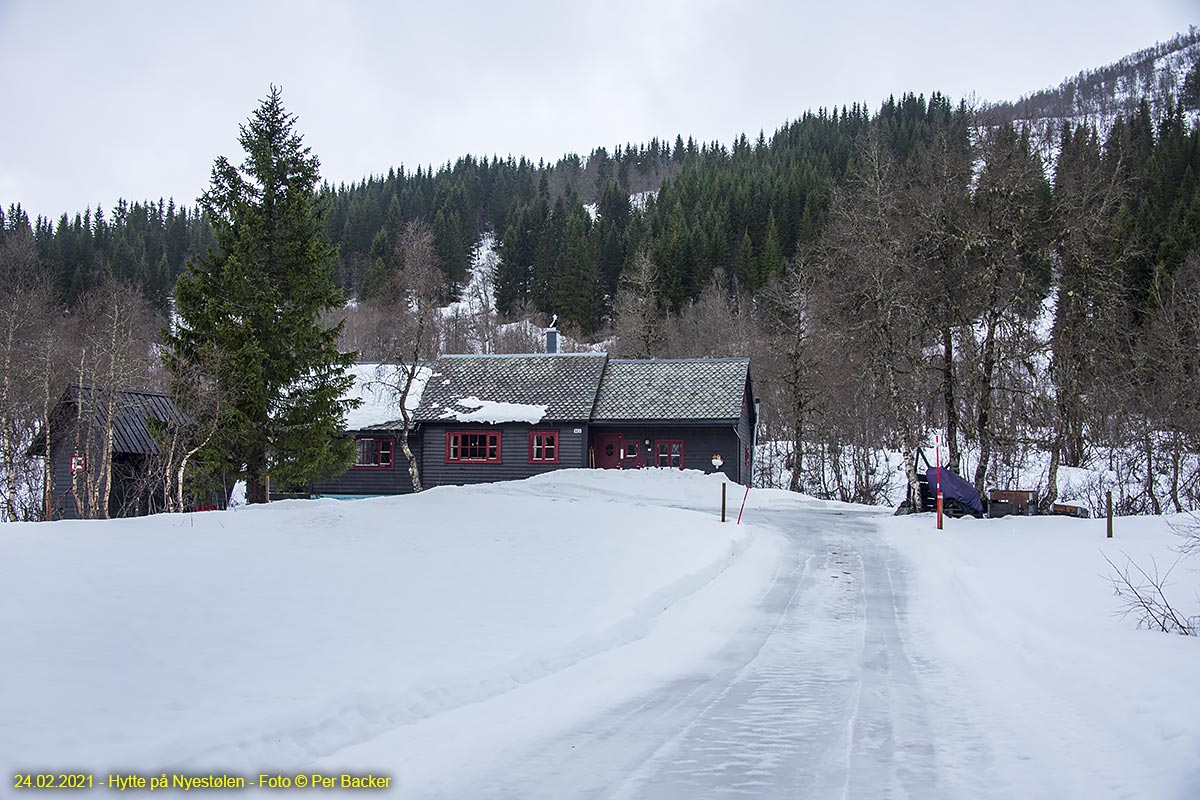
[1106,490,1113,538]
[935,434,943,530]
[721,483,727,522]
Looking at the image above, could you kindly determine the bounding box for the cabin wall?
[48,437,80,520]
[47,442,158,519]
[420,422,589,488]
[736,377,756,484]
[590,423,743,483]
[310,431,423,496]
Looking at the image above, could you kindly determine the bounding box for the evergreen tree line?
[2,199,215,310]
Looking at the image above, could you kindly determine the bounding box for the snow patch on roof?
[344,363,432,430]
[439,396,548,424]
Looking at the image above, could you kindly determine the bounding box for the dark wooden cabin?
[41,386,188,520]
[316,348,757,497]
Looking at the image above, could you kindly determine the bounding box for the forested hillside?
[984,28,1200,129]
[3,31,1200,520]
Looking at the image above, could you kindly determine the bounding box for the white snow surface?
[3,470,761,793]
[3,471,1198,798]
[438,395,548,424]
[342,363,431,430]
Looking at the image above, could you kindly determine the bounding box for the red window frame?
[353,437,394,469]
[655,439,685,469]
[446,430,502,464]
[528,430,560,464]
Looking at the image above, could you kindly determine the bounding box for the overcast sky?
[1,1,1196,220]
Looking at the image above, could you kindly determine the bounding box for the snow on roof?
[343,363,431,430]
[439,396,548,424]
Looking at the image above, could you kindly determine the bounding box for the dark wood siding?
[311,431,422,496]
[47,440,162,519]
[590,423,743,483]
[421,422,589,488]
[736,376,756,484]
[49,437,79,520]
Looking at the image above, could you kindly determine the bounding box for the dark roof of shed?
[63,386,189,455]
[413,353,608,423]
[591,358,750,421]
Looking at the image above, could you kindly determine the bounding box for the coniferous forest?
[2,30,1199,519]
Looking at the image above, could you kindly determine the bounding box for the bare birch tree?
[365,220,445,492]
[0,224,56,521]
[819,125,929,510]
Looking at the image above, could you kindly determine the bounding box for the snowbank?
[0,470,768,790]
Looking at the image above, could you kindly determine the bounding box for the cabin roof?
[413,353,609,423]
[591,358,751,421]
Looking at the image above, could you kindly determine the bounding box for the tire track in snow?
[439,506,960,799]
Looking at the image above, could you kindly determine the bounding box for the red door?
[594,433,624,469]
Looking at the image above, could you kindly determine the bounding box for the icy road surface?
[422,505,948,799]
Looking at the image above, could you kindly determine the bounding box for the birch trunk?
[0,307,16,521]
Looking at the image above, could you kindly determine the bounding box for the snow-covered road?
[426,505,954,799]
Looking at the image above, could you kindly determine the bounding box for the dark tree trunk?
[246,448,268,504]
[1144,430,1161,515]
[973,312,998,495]
[942,320,960,472]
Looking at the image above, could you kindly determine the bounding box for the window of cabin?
[529,430,560,464]
[655,439,684,469]
[446,430,502,464]
[354,437,394,469]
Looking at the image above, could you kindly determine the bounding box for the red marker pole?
[736,483,751,525]
[935,434,944,531]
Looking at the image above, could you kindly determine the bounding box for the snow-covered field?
[884,511,1200,798]
[1,471,769,794]
[3,470,1198,798]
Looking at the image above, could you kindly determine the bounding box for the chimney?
[545,327,559,354]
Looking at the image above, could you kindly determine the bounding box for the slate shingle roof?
[591,358,750,421]
[413,353,608,423]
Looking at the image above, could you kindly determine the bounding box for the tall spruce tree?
[165,86,356,505]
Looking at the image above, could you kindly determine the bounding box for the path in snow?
[429,506,980,799]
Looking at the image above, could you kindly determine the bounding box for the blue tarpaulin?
[925,466,984,516]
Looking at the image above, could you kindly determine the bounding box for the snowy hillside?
[438,233,608,354]
[3,471,1198,797]
[988,28,1200,152]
